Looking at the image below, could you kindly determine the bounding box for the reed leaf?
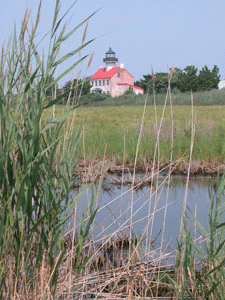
[53,39,94,67]
[0,0,96,297]
[53,54,88,84]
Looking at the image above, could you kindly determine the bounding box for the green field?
[52,104,225,166]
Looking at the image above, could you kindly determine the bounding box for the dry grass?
[45,74,192,299]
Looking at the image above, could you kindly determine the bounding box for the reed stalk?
[0,1,96,298]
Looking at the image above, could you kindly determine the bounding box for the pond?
[71,174,220,257]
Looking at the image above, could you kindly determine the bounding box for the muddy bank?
[74,159,225,184]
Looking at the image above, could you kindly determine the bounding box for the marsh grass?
[79,87,225,106]
[171,174,225,299]
[0,1,97,298]
[52,104,225,168]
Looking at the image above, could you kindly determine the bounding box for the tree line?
[134,65,220,94]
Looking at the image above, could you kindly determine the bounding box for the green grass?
[50,104,225,166]
[79,88,225,106]
[171,174,225,299]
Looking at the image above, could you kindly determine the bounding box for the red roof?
[91,66,134,80]
[117,83,144,91]
[90,67,120,79]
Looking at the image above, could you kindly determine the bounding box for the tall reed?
[0,1,96,298]
[171,173,225,299]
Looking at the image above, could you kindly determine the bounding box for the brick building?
[90,48,144,97]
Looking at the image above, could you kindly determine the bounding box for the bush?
[79,92,111,104]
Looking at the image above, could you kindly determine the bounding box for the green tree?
[154,72,169,93]
[170,68,183,92]
[135,64,220,95]
[135,73,169,94]
[135,74,153,93]
[179,65,199,92]
[63,78,91,97]
[198,65,220,91]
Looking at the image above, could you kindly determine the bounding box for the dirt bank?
[74,159,225,184]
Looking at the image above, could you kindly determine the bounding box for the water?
[71,175,219,253]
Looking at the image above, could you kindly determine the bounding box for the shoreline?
[74,159,225,184]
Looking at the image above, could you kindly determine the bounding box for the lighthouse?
[90,48,144,97]
[103,47,118,70]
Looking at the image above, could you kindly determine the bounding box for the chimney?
[120,63,124,68]
[106,66,113,71]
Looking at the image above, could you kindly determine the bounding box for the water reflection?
[72,175,217,251]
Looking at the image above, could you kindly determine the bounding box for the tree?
[170,68,183,92]
[154,72,169,93]
[62,78,91,97]
[198,65,220,91]
[135,64,220,95]
[135,73,169,94]
[135,74,153,93]
[179,65,199,92]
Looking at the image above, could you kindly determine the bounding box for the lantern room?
[103,47,118,70]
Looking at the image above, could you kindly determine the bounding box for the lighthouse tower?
[103,47,118,71]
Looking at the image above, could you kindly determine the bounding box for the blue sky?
[1,0,225,86]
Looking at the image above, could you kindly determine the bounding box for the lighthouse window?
[107,80,109,86]
[99,80,101,86]
[95,80,97,86]
[103,80,105,86]
[117,72,120,78]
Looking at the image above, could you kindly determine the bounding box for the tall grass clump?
[172,174,225,299]
[0,1,96,298]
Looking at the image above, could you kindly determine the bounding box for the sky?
[1,0,225,86]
